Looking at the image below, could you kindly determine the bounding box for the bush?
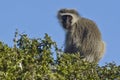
[0,31,120,80]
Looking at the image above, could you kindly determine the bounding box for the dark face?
[61,15,72,29]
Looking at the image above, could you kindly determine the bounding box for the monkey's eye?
[62,15,67,21]
[67,15,72,21]
[62,15,72,22]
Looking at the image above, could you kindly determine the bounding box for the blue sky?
[0,0,120,65]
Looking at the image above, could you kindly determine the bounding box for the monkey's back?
[65,17,102,62]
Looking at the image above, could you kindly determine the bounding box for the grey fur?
[57,8,105,62]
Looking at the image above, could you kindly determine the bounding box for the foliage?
[0,31,120,80]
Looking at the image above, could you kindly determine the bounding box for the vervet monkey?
[57,8,105,62]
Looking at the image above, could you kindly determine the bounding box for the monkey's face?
[61,15,72,29]
[57,9,80,30]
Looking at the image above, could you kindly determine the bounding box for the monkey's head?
[57,8,80,30]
